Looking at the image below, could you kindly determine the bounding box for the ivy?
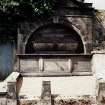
[0,0,57,42]
[0,0,57,16]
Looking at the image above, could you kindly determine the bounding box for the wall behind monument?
[0,42,14,80]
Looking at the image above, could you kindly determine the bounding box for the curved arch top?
[25,23,85,54]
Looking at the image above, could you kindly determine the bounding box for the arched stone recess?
[25,23,84,54]
[66,17,93,53]
[71,25,87,54]
[18,17,89,54]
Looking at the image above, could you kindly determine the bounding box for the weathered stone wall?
[17,10,105,54]
[93,10,105,51]
[92,53,105,79]
[18,76,97,105]
[67,17,93,53]
[18,15,93,54]
[16,0,94,54]
[92,53,105,105]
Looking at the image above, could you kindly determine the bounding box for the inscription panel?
[18,55,92,75]
[20,59,39,72]
[44,59,70,72]
[73,61,91,72]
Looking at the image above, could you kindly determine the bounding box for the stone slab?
[0,72,20,93]
[92,54,105,81]
[19,76,97,100]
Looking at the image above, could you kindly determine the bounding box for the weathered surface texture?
[54,96,97,105]
[0,97,7,105]
[92,53,105,105]
[41,81,51,105]
[18,16,93,54]
[93,10,105,51]
[17,0,93,54]
[18,76,97,105]
[0,72,20,105]
[92,53,105,79]
[18,55,92,74]
[1,1,105,105]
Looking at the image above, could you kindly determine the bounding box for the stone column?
[41,81,52,105]
[6,82,17,105]
[92,52,105,105]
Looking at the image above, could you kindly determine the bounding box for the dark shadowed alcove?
[25,24,84,54]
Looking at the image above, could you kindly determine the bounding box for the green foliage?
[0,0,56,16]
[0,0,57,42]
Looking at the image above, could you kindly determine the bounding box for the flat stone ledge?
[0,72,20,93]
[19,76,97,99]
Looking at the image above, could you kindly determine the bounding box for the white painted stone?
[92,54,105,81]
[19,76,97,100]
[0,82,7,93]
[0,97,7,105]
[0,72,20,93]
[92,53,105,104]
[5,72,20,82]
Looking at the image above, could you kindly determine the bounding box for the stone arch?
[25,23,86,54]
[24,18,86,49]
[71,25,87,54]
